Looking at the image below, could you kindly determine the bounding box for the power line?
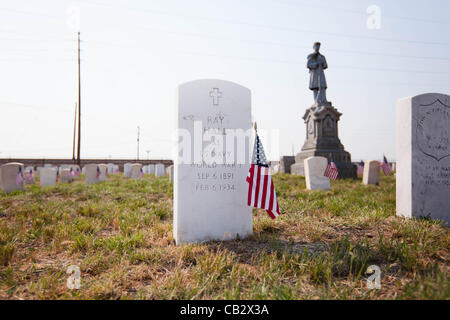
[137,26,450,62]
[79,0,450,47]
[271,0,450,25]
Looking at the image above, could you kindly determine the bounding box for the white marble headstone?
[130,163,142,179]
[107,163,115,175]
[85,164,99,184]
[124,163,133,178]
[98,164,108,182]
[0,162,25,193]
[155,163,165,177]
[167,165,174,182]
[40,167,57,187]
[148,164,155,175]
[397,93,450,225]
[60,169,72,183]
[363,160,380,185]
[174,79,252,244]
[304,156,330,190]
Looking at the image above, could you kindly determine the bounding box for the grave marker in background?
[155,163,165,177]
[304,156,330,190]
[363,160,380,185]
[85,164,99,184]
[39,167,57,187]
[130,163,142,179]
[0,162,25,193]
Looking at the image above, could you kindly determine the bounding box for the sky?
[0,0,449,161]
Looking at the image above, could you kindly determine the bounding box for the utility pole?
[137,126,140,160]
[146,150,150,160]
[72,102,78,161]
[76,31,81,165]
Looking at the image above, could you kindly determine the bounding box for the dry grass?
[0,173,448,300]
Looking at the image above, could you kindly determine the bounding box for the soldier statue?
[307,42,329,105]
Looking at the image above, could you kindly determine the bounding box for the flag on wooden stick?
[246,123,281,219]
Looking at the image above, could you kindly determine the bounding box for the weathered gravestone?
[167,165,174,182]
[107,163,115,175]
[155,163,165,177]
[39,167,57,187]
[85,164,99,184]
[0,162,25,193]
[130,163,142,179]
[98,164,108,182]
[363,160,380,185]
[397,93,450,225]
[59,169,72,183]
[174,79,252,244]
[124,163,133,178]
[148,164,155,175]
[304,156,330,190]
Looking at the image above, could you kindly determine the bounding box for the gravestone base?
[291,150,356,179]
[291,103,356,179]
[279,156,295,174]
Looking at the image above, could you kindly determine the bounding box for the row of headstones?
[0,162,175,192]
[123,163,173,181]
[303,157,391,190]
[271,157,396,175]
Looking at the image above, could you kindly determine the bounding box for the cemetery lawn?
[0,174,448,300]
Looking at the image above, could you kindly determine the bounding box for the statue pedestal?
[291,103,356,179]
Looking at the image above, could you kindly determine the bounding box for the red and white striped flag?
[357,160,364,175]
[26,169,34,182]
[246,131,281,219]
[381,155,391,175]
[16,167,24,185]
[324,158,339,180]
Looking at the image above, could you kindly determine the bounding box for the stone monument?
[291,42,356,179]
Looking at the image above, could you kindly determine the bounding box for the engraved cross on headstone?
[209,88,222,106]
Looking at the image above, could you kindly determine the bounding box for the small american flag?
[246,129,281,219]
[56,168,59,182]
[76,168,80,176]
[324,158,339,180]
[381,155,391,175]
[16,167,24,185]
[96,166,101,179]
[69,168,74,178]
[139,167,144,178]
[357,160,364,175]
[26,169,34,182]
